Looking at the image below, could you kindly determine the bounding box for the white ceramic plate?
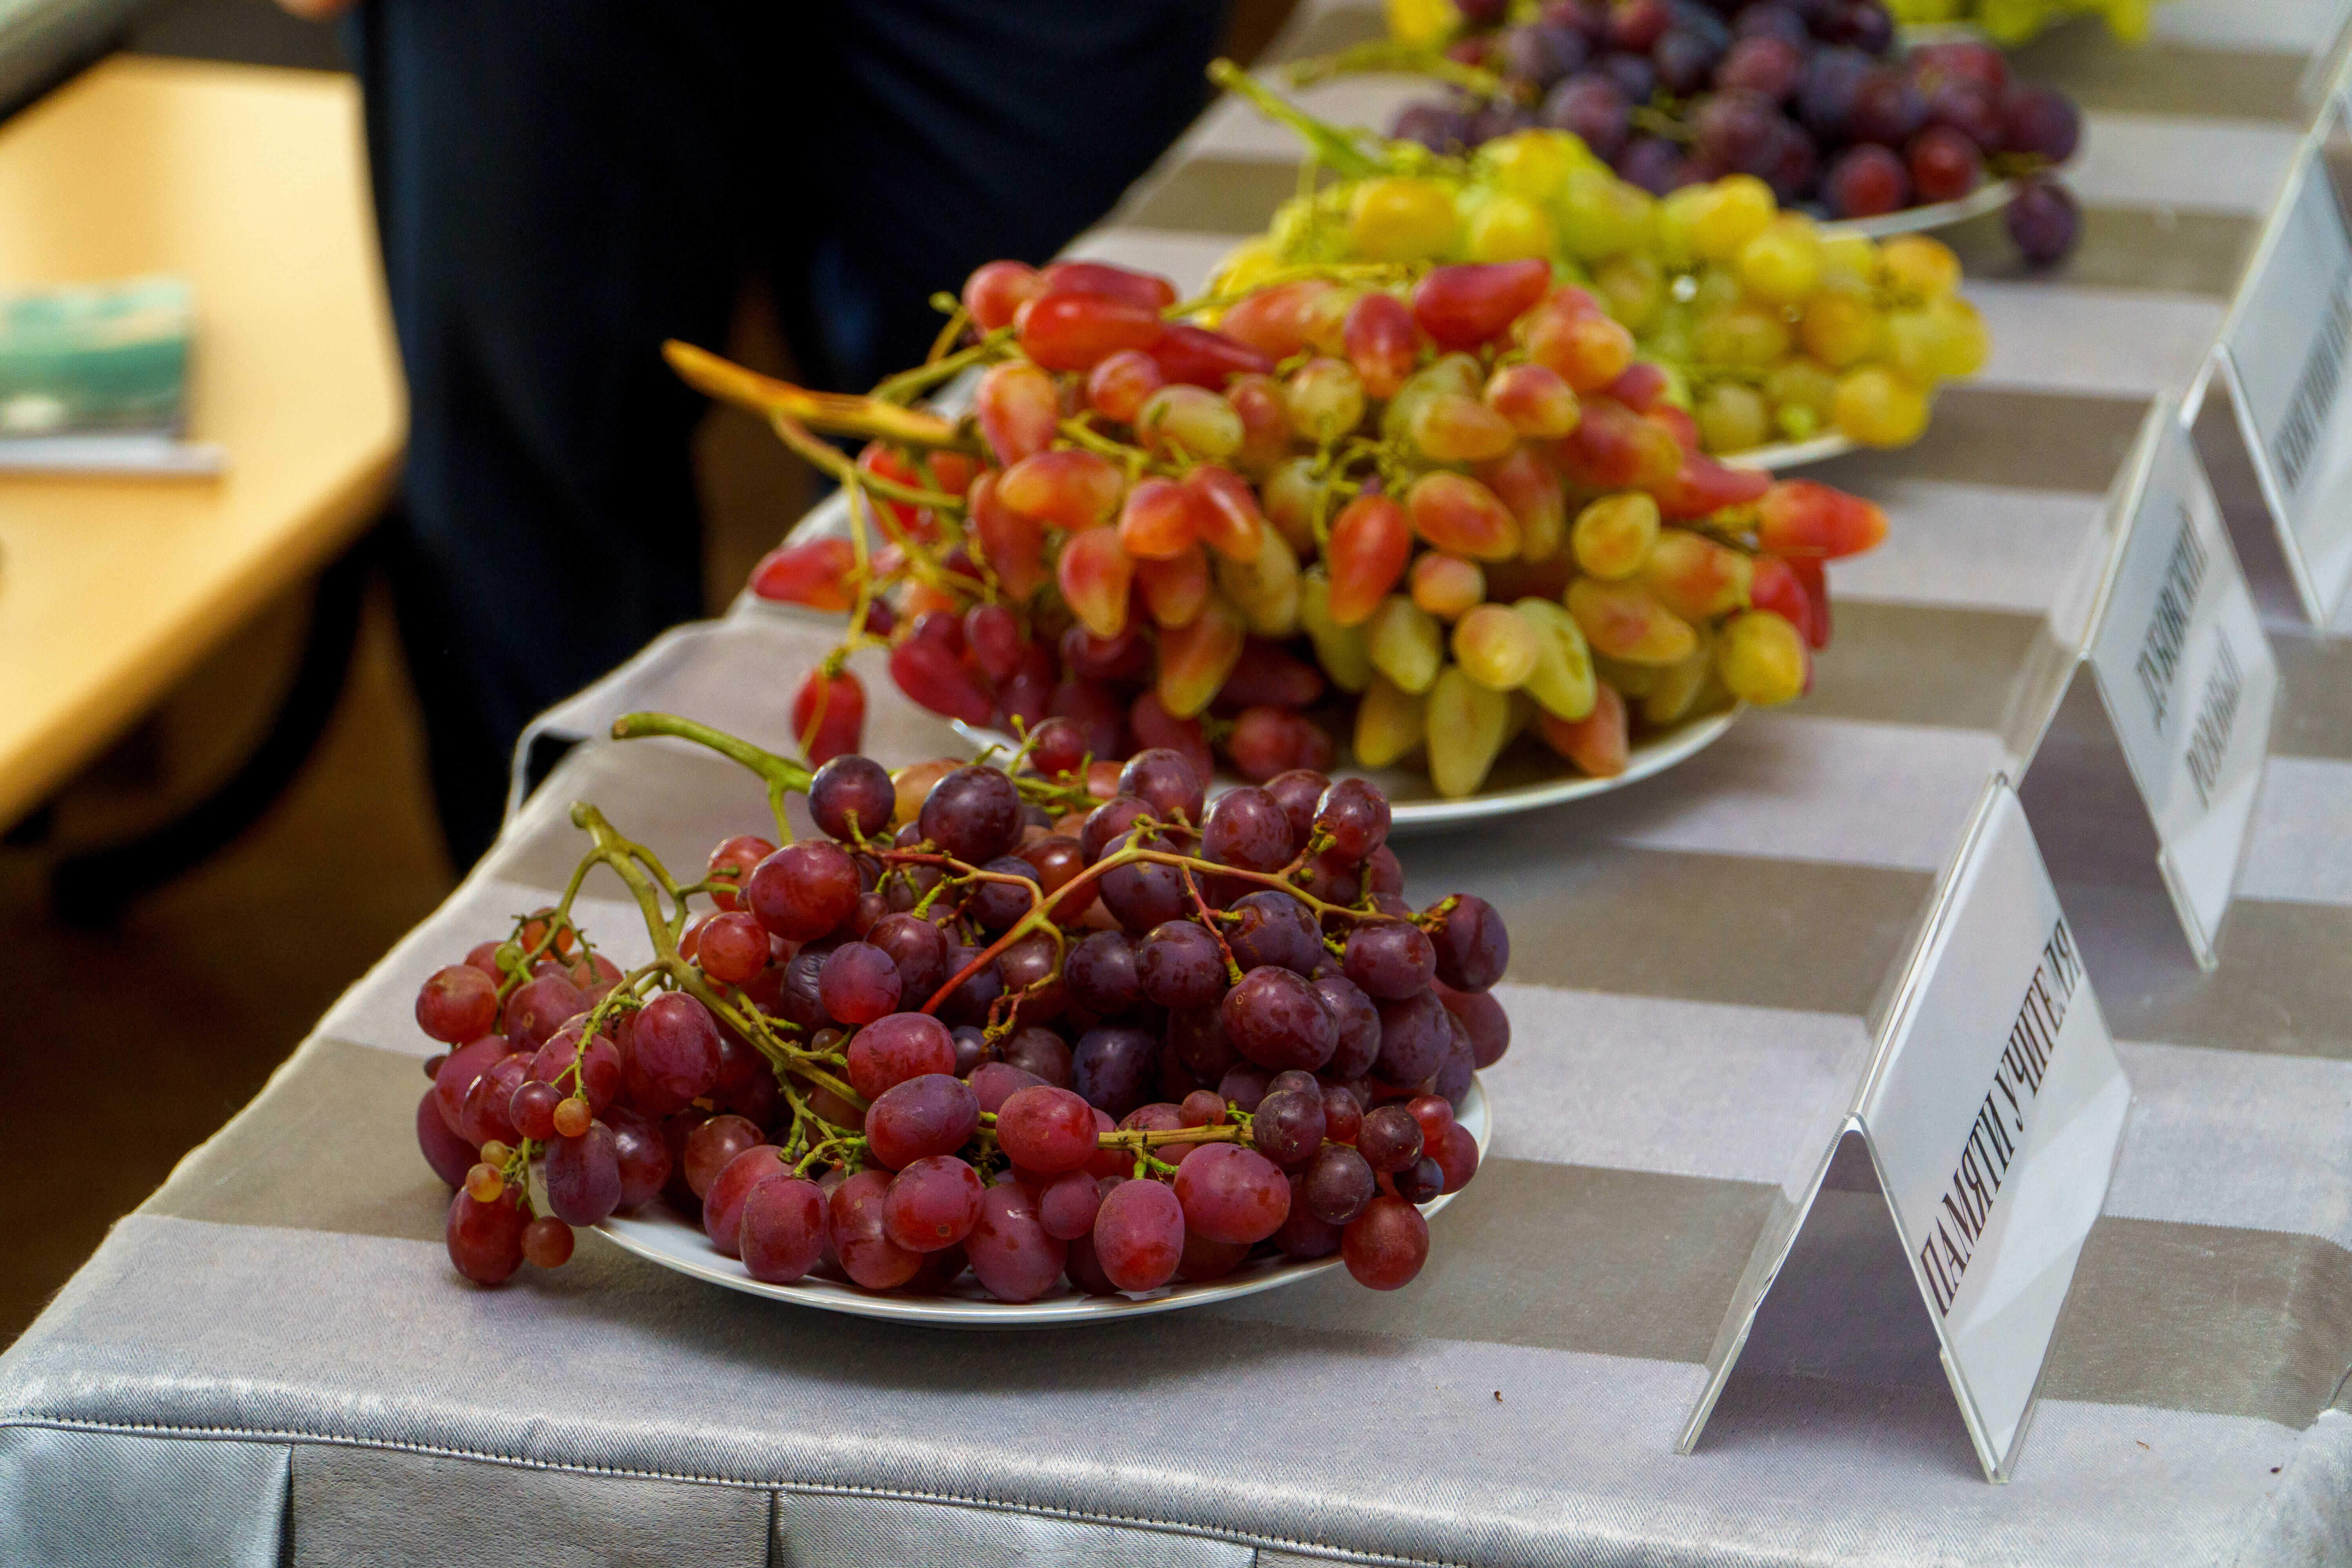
[598,1074,1492,1328]
[1822,176,2027,240]
[1728,430,1857,469]
[959,704,1739,837]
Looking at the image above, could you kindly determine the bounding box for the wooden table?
[0,54,404,831]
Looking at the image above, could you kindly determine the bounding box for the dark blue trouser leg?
[350,1,1224,865]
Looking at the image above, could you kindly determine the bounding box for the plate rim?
[597,1074,1493,1328]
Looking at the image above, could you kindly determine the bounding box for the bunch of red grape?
[1386,0,2081,260]
[729,252,1883,800]
[414,718,1508,1303]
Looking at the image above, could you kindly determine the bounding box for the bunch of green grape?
[1221,113,1988,452]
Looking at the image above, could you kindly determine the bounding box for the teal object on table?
[0,274,191,436]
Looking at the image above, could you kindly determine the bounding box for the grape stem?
[610,710,813,844]
[664,339,970,451]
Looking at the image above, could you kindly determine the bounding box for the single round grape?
[846,1011,957,1102]
[1654,27,1722,94]
[1432,1122,1481,1194]
[502,973,586,1054]
[1428,895,1510,991]
[1064,931,1142,1014]
[1715,34,1801,100]
[1169,1005,1240,1083]
[1039,1170,1106,1241]
[1364,846,1403,897]
[1342,1196,1430,1290]
[1251,1088,1327,1169]
[541,1120,624,1228]
[1072,1026,1158,1118]
[967,1061,1046,1115]
[1225,890,1322,974]
[465,1161,505,1203]
[1217,1064,1271,1113]
[701,1144,784,1255]
[1848,65,1925,146]
[1118,748,1207,825]
[2006,176,2079,265]
[1342,920,1437,1000]
[521,1215,574,1269]
[1315,973,1383,1080]
[817,942,903,1025]
[416,964,499,1045]
[739,1174,827,1283]
[705,833,777,912]
[1392,100,1473,154]
[1118,1101,1194,1169]
[1222,966,1337,1072]
[696,912,771,986]
[865,1074,981,1170]
[919,764,1024,864]
[631,992,723,1104]
[1202,786,1295,873]
[938,945,1005,1025]
[882,1155,986,1252]
[1437,985,1510,1069]
[746,839,862,942]
[445,1190,526,1285]
[1081,794,1152,862]
[830,1169,923,1289]
[457,1053,530,1147]
[1174,1143,1290,1244]
[1138,920,1230,1009]
[1274,1172,1343,1260]
[1180,1089,1227,1127]
[552,1096,592,1138]
[1266,1068,1319,1099]
[1357,1105,1425,1174]
[950,1024,995,1077]
[809,755,896,842]
[1018,834,1097,924]
[681,1113,764,1198]
[1093,1178,1185,1291]
[1000,1025,1072,1088]
[1261,768,1332,848]
[1028,716,1090,781]
[1798,44,1869,139]
[967,1182,1067,1302]
[1097,831,1189,932]
[1394,1155,1445,1204]
[1304,1144,1377,1225]
[1907,124,1981,202]
[996,1084,1100,1173]
[2002,82,2080,163]
[1543,73,1629,159]
[508,1078,562,1141]
[1321,1083,1364,1147]
[766,946,830,1036]
[1311,776,1390,861]
[416,1089,476,1187]
[1406,1094,1455,1149]
[867,912,951,1005]
[962,856,1037,933]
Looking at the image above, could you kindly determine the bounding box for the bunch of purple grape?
[414,723,1509,1305]
[1393,0,2083,260]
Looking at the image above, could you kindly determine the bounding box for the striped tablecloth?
[5,4,2350,1563]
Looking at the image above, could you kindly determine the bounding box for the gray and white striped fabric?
[5,4,2350,1563]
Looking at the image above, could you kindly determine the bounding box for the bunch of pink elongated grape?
[414,722,1508,1303]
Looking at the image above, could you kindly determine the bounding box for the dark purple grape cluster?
[414,732,1512,1304]
[1392,0,2080,252]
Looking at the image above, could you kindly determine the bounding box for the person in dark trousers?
[281,0,1226,865]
